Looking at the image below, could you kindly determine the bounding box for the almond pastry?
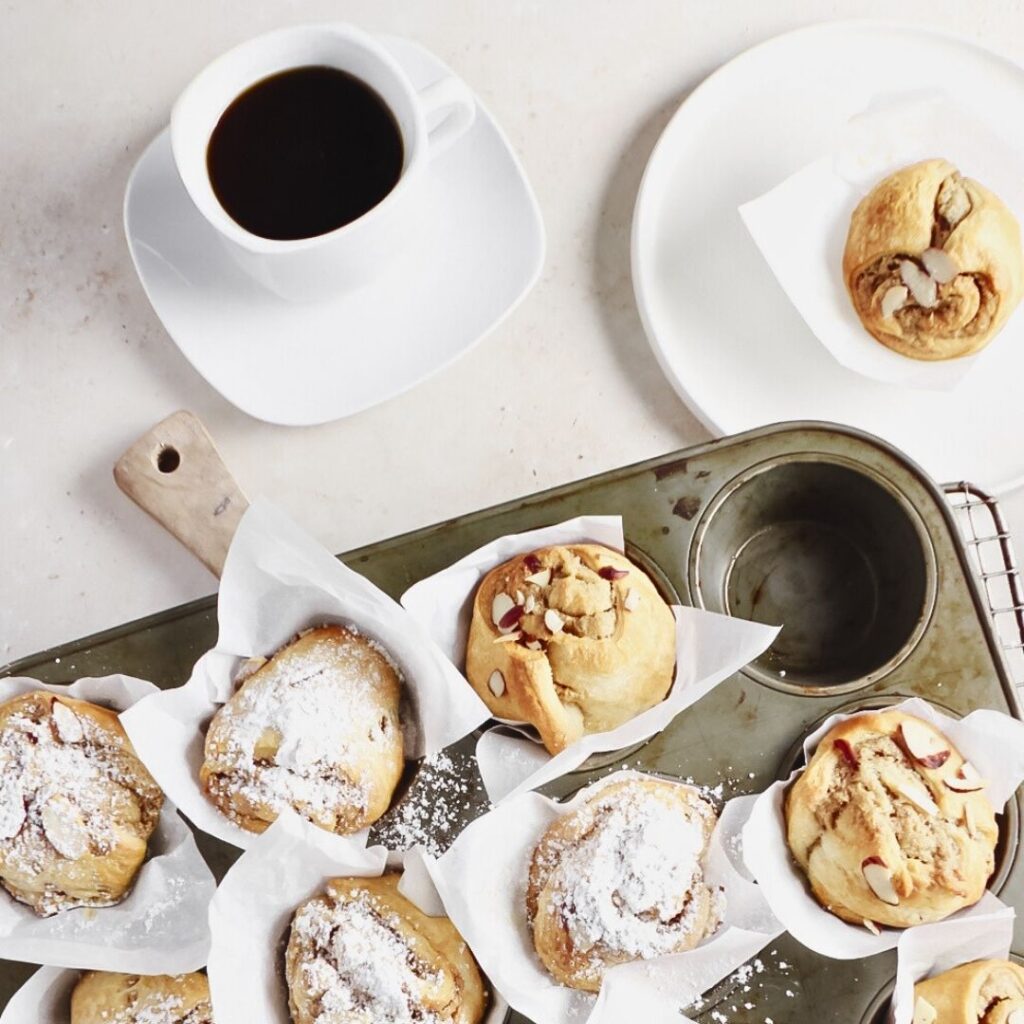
[465,544,676,754]
[527,777,719,992]
[844,159,1024,360]
[200,625,403,836]
[285,873,488,1024]
[0,692,163,916]
[785,711,997,928]
[913,959,1024,1024]
[71,971,213,1023]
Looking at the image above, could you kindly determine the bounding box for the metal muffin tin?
[3,420,1023,1023]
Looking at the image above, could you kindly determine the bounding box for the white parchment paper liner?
[889,893,1014,1024]
[401,516,779,803]
[206,809,507,1024]
[426,770,784,1024]
[742,696,1024,960]
[122,499,491,851]
[0,676,215,972]
[740,92,1024,390]
[0,966,73,1024]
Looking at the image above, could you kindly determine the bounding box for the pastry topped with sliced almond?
[200,625,403,835]
[464,544,676,754]
[785,710,997,929]
[843,159,1023,360]
[0,691,163,916]
[912,958,1024,1024]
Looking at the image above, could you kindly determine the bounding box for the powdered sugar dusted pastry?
[200,625,403,835]
[844,159,1024,360]
[912,959,1024,1024]
[71,971,213,1024]
[285,873,488,1024]
[786,711,997,929]
[0,692,163,916]
[527,777,719,992]
[465,544,676,754]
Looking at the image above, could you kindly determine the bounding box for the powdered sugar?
[205,630,400,829]
[291,888,449,1024]
[0,695,160,915]
[533,783,719,976]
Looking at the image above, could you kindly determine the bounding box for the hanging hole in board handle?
[156,446,181,474]
[114,410,250,578]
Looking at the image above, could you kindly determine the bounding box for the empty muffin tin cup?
[688,453,938,695]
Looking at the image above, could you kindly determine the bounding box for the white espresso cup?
[171,24,476,301]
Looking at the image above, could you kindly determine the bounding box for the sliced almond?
[834,738,858,768]
[493,631,522,644]
[488,670,506,698]
[862,918,881,936]
[880,284,909,319]
[491,593,516,629]
[544,609,565,634]
[51,701,84,744]
[913,996,938,1024]
[964,801,978,838]
[524,594,536,614]
[623,589,640,612]
[525,569,552,588]
[0,786,26,840]
[945,762,989,793]
[526,640,543,651]
[899,260,938,308]
[921,247,958,284]
[899,719,950,769]
[515,590,525,606]
[235,655,268,685]
[862,857,899,906]
[887,771,939,816]
[41,799,90,860]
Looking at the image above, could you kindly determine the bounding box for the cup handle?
[418,75,476,157]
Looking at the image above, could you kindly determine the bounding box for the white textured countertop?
[3,0,1024,665]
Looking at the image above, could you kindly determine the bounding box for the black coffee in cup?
[206,65,404,241]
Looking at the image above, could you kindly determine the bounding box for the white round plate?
[632,21,1024,491]
[125,34,544,426]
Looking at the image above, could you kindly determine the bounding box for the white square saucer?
[124,34,545,426]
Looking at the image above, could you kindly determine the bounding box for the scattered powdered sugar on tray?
[290,887,449,1024]
[373,748,488,858]
[685,948,799,1022]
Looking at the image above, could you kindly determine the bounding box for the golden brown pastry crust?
[785,711,997,929]
[200,626,403,835]
[285,873,487,1024]
[527,778,719,992]
[913,959,1024,1024]
[71,971,212,1023]
[0,692,163,916]
[465,544,676,754]
[844,159,1024,360]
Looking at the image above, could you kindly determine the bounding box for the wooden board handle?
[113,411,249,578]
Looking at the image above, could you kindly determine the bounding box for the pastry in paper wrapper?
[786,710,997,929]
[70,970,212,1023]
[0,692,162,917]
[466,544,675,754]
[200,625,403,836]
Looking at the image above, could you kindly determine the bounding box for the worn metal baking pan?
[2,420,1022,1024]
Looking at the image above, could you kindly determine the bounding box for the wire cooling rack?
[944,482,1024,691]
